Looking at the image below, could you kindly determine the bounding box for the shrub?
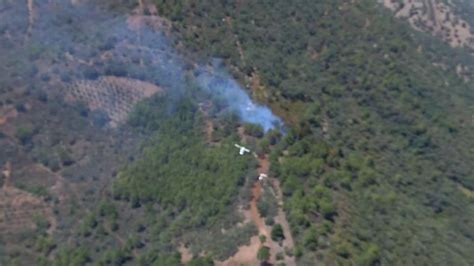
[257,187,279,218]
[276,251,285,261]
[244,123,264,138]
[302,227,318,251]
[271,224,285,242]
[15,102,26,112]
[187,256,213,266]
[265,216,275,226]
[257,246,270,261]
[15,126,35,144]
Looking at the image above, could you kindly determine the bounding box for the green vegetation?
[45,247,90,266]
[187,256,213,266]
[115,95,253,229]
[15,125,35,144]
[32,92,257,264]
[154,0,474,264]
[49,93,257,264]
[257,186,279,221]
[1,0,473,265]
[243,123,264,138]
[257,246,270,262]
[271,224,285,242]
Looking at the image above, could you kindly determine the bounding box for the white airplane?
[234,144,251,155]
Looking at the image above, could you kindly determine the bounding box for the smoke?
[0,0,283,132]
[196,65,283,132]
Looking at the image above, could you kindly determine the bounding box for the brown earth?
[27,0,34,35]
[0,162,55,235]
[0,106,18,126]
[250,181,268,237]
[35,163,68,204]
[383,0,474,49]
[218,148,295,266]
[128,0,169,32]
[216,157,265,266]
[178,243,193,264]
[269,178,296,266]
[204,120,214,143]
[198,102,217,144]
[137,0,144,14]
[216,235,261,266]
[257,156,296,266]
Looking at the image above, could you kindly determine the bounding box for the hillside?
[383,0,474,50]
[0,0,473,265]
[152,0,474,264]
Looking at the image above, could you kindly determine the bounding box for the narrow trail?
[219,146,296,265]
[26,0,34,35]
[222,127,296,265]
[250,155,270,239]
[270,178,296,266]
[249,181,267,237]
[137,0,144,13]
[225,16,246,65]
[256,155,296,266]
[2,161,12,188]
[199,102,215,144]
[272,179,295,249]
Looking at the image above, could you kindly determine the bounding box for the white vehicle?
[258,173,268,181]
[234,144,251,155]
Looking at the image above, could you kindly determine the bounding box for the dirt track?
[218,152,295,266]
[217,178,265,266]
[27,0,34,35]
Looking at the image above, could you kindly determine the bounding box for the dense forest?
[0,0,473,265]
[152,0,474,265]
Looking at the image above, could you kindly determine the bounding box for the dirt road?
[219,152,295,265]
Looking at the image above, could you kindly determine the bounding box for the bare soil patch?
[178,243,193,264]
[383,0,474,49]
[216,235,261,266]
[0,106,18,126]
